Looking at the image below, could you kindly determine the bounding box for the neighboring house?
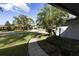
[0,24,33,31]
[50,3,79,40]
[0,25,7,30]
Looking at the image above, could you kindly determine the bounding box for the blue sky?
[0,3,45,25]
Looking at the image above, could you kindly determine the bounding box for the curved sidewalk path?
[28,38,48,56]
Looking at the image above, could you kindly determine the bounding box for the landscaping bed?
[38,35,79,56]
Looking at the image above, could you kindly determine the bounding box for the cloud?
[12,3,30,12]
[0,3,30,12]
[0,4,13,11]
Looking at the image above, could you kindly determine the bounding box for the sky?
[0,3,45,25]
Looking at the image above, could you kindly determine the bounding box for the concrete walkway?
[28,38,48,56]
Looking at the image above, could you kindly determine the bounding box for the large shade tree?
[36,4,69,36]
[13,15,34,30]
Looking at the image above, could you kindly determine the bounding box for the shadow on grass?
[0,31,46,56]
[0,32,39,47]
[0,43,28,56]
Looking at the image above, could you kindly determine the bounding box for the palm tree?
[36,4,54,35]
[36,4,69,36]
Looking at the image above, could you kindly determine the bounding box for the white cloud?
[12,3,30,12]
[0,3,30,12]
[0,4,13,11]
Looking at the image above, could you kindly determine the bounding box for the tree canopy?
[13,15,34,30]
[36,4,69,35]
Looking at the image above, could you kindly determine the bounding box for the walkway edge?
[28,38,48,56]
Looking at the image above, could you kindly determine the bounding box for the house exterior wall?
[56,26,68,36]
[60,20,79,40]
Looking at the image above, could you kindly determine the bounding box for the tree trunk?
[52,30,56,36]
[59,27,61,36]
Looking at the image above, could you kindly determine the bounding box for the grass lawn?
[38,36,79,56]
[0,31,39,56]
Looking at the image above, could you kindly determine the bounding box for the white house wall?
[56,26,68,36]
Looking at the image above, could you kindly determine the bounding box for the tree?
[13,15,34,30]
[5,21,11,31]
[36,4,69,36]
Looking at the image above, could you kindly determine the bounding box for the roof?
[0,25,11,27]
[0,25,5,27]
[49,3,79,17]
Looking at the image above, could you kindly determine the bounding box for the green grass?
[0,31,38,56]
[38,36,79,56]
